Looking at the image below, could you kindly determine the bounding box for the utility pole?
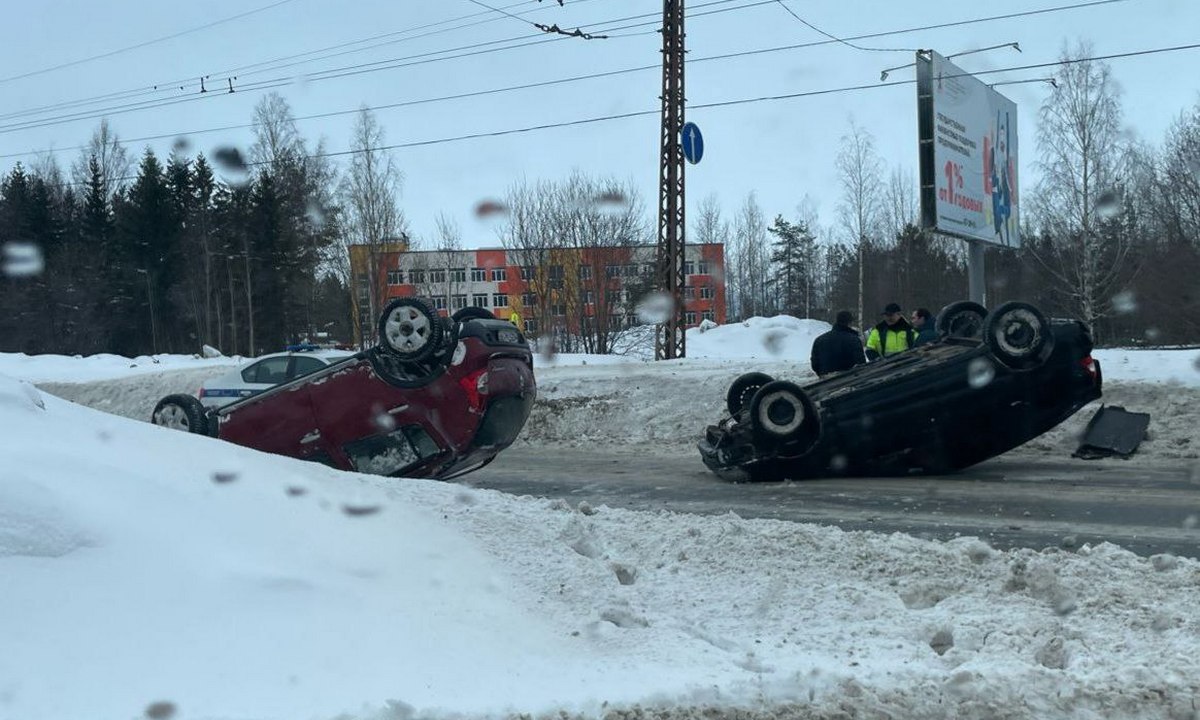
[655,0,686,360]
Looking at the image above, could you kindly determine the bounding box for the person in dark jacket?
[865,302,915,360]
[811,310,867,378]
[912,307,937,346]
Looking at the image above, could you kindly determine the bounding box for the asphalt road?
[469,446,1200,559]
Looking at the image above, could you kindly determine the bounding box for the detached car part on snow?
[699,301,1103,482]
[151,299,536,480]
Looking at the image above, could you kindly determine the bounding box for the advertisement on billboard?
[917,50,1019,248]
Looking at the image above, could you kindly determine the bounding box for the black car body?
[699,301,1103,482]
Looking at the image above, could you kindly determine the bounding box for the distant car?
[151,300,536,480]
[198,349,354,408]
[698,301,1103,482]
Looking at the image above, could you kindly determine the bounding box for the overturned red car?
[150,299,536,479]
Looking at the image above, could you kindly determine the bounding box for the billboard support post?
[968,240,986,305]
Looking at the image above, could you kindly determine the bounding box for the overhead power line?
[39,39,1200,189]
[0,0,595,124]
[0,0,302,85]
[0,0,1153,159]
[772,0,918,53]
[0,0,768,137]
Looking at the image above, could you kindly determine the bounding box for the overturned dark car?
[699,301,1102,482]
[150,299,535,480]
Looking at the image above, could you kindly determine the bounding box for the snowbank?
[0,351,241,384]
[688,315,831,360]
[3,372,1200,719]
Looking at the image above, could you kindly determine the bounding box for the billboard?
[917,50,1019,247]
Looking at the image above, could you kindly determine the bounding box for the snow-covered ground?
[5,318,1200,719]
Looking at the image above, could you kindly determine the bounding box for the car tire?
[151,394,209,435]
[748,380,819,450]
[726,372,774,415]
[451,306,496,324]
[378,297,443,362]
[936,301,988,340]
[984,301,1055,369]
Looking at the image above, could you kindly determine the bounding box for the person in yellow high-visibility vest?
[508,310,521,327]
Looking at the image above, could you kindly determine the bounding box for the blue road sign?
[681,122,704,164]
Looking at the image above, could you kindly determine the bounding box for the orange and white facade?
[353,243,725,340]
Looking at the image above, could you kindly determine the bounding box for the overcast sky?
[1,0,1196,247]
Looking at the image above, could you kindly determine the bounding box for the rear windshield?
[343,426,442,476]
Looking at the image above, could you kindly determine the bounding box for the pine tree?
[768,215,817,318]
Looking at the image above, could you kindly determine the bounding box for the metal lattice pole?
[655,0,686,360]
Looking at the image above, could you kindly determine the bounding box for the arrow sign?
[681,122,703,164]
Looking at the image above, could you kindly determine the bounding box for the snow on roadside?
[3,372,1200,720]
[0,350,241,384]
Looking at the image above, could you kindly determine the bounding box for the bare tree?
[882,166,919,243]
[836,120,884,327]
[1028,42,1133,334]
[340,106,407,344]
[250,93,304,170]
[731,192,769,317]
[70,119,132,199]
[694,193,732,318]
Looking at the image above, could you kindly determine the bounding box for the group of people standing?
[809,303,938,378]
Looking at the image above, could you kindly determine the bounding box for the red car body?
[153,305,536,480]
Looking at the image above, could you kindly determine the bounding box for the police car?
[198,346,354,408]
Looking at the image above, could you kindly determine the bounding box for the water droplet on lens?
[1145,327,1162,343]
[761,329,786,355]
[636,291,674,325]
[1183,514,1198,530]
[305,200,326,230]
[474,199,508,219]
[1111,290,1137,314]
[171,137,191,153]
[144,701,177,719]
[212,146,250,184]
[967,357,996,389]
[342,504,382,517]
[1096,190,1121,219]
[2,241,44,277]
[211,471,238,484]
[830,454,848,472]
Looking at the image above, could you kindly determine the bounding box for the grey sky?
[1,0,1196,247]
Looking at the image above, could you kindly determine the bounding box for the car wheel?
[936,301,988,340]
[378,297,443,362]
[151,394,209,435]
[725,372,773,415]
[451,306,495,324]
[984,301,1055,369]
[748,380,819,450]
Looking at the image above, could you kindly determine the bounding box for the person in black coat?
[811,310,867,378]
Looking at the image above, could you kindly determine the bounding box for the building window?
[642,263,655,276]
[582,290,594,304]
[472,294,489,308]
[550,303,566,317]
[697,260,710,275]
[622,264,637,277]
[524,319,538,333]
[700,285,715,300]
[548,264,564,279]
[685,311,697,325]
[683,286,695,300]
[356,274,370,300]
[605,264,620,278]
[386,269,403,285]
[578,265,592,280]
[625,313,638,327]
[451,294,468,310]
[522,292,537,307]
[409,269,425,285]
[492,293,509,307]
[520,266,535,281]
[702,309,715,322]
[471,267,487,282]
[450,268,466,283]
[684,260,695,275]
[430,269,446,284]
[491,267,507,282]
[432,296,447,310]
[605,290,621,305]
[610,314,623,328]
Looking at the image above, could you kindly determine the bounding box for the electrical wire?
[39,39,1200,189]
[0,0,302,85]
[772,0,918,53]
[0,0,766,136]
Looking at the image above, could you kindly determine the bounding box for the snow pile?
[688,315,831,360]
[0,350,240,384]
[1093,347,1200,385]
[3,371,1200,719]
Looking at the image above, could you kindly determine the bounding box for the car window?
[343,427,443,476]
[241,356,290,385]
[289,356,326,379]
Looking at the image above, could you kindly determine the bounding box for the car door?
[288,355,326,381]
